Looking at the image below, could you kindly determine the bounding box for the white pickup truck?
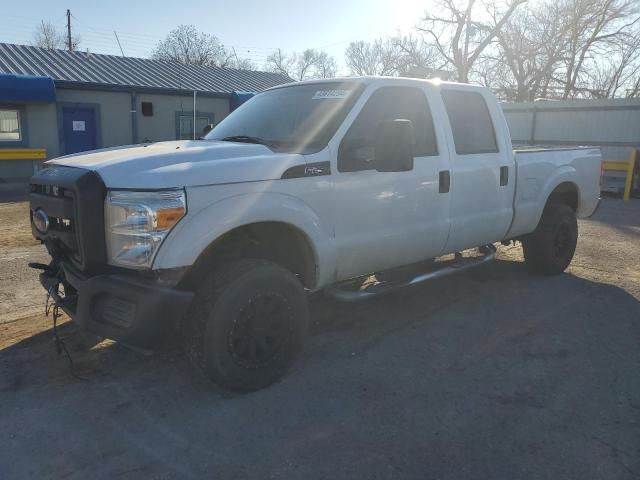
[29,77,601,392]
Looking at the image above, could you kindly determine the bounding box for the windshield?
[206,82,364,154]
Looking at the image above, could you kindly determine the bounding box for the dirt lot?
[1,199,639,479]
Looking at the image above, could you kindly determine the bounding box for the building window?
[141,102,153,116]
[0,109,21,141]
[177,114,212,140]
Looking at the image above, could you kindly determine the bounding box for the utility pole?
[192,91,197,140]
[66,9,72,51]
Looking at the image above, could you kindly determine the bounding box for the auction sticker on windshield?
[312,90,351,99]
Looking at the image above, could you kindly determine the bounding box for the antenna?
[114,31,125,57]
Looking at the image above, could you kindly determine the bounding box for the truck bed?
[506,146,602,239]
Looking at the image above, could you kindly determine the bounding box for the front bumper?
[40,265,194,347]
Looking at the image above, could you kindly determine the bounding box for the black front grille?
[29,166,107,274]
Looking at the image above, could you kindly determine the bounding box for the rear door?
[440,88,515,252]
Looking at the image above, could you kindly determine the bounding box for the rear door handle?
[439,170,450,193]
[500,166,509,186]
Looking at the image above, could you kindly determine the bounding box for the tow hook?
[28,262,55,274]
[29,262,62,293]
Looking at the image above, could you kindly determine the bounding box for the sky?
[3,0,433,74]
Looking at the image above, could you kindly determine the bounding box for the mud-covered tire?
[184,259,309,392]
[522,203,578,275]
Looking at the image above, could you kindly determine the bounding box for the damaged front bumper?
[38,263,194,347]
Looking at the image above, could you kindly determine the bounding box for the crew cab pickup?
[30,77,601,392]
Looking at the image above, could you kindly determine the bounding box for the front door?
[62,106,98,155]
[332,85,451,279]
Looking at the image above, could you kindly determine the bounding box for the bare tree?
[265,48,337,80]
[345,36,441,77]
[417,0,527,82]
[557,0,640,98]
[314,50,338,78]
[395,35,444,77]
[33,20,80,51]
[265,49,297,77]
[345,38,401,76]
[229,56,256,70]
[584,29,640,97]
[493,2,568,100]
[295,49,320,80]
[151,25,234,67]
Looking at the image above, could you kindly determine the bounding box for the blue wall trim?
[0,74,56,103]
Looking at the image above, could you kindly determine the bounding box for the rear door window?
[442,90,498,154]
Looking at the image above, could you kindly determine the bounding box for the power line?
[1,14,346,68]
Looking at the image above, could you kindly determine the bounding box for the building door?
[62,106,98,154]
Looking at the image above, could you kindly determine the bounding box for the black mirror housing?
[374,119,415,172]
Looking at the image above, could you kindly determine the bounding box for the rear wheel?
[522,203,578,275]
[184,259,309,392]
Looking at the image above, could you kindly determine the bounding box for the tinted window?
[442,90,498,154]
[339,86,438,172]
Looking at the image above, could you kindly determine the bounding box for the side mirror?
[374,119,415,172]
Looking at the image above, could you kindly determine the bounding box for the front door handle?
[439,170,450,193]
[500,166,509,186]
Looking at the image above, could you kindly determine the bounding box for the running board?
[326,244,497,302]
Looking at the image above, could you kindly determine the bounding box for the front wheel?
[522,203,578,275]
[185,259,309,392]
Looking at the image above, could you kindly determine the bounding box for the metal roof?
[0,43,293,95]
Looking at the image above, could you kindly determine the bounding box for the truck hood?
[46,140,305,189]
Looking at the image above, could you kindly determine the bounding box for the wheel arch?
[179,220,319,290]
[153,192,333,290]
[506,167,581,239]
[545,181,579,212]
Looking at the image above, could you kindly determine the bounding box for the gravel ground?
[0,202,48,323]
[0,198,639,480]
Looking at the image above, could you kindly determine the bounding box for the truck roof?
[267,76,488,93]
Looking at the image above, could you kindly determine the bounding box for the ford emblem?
[33,208,50,234]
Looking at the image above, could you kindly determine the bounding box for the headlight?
[105,190,186,269]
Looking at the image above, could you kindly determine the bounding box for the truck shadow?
[1,256,638,396]
[2,256,639,478]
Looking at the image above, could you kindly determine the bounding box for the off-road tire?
[522,203,578,275]
[184,259,309,392]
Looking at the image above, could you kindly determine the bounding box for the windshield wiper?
[219,135,273,147]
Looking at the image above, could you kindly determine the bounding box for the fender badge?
[304,166,325,175]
